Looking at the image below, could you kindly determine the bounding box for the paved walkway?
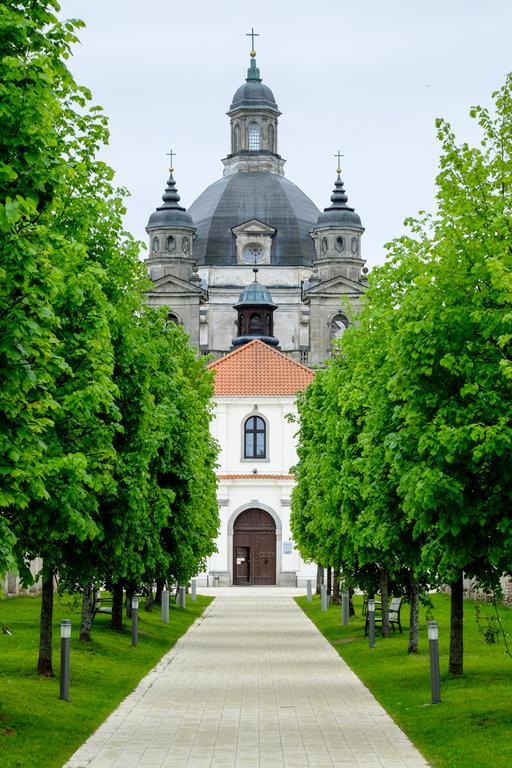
[65,589,428,768]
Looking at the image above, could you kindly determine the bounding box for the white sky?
[58,0,512,268]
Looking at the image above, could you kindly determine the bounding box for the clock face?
[243,243,264,263]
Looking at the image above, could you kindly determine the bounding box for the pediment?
[304,273,367,297]
[232,219,276,237]
[149,272,206,297]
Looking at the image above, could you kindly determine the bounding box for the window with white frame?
[248,122,260,151]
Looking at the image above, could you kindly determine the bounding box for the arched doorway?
[233,508,276,585]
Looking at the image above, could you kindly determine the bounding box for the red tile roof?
[208,339,314,396]
[218,473,293,480]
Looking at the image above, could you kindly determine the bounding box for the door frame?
[228,503,282,585]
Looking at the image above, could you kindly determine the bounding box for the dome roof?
[235,270,277,308]
[146,173,194,231]
[229,57,279,113]
[315,175,363,230]
[188,171,320,266]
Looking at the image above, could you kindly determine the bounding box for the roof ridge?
[208,338,313,374]
[207,338,261,370]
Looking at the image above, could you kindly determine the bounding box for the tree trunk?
[315,564,324,595]
[144,583,154,612]
[326,566,332,596]
[349,587,355,616]
[111,582,124,630]
[379,568,390,638]
[79,583,95,642]
[37,567,54,676]
[407,571,420,654]
[155,579,165,606]
[332,568,341,605]
[449,572,464,675]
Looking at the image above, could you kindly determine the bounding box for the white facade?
[198,394,317,587]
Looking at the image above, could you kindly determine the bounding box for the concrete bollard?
[59,619,71,701]
[368,599,375,648]
[428,621,441,703]
[341,591,349,626]
[320,583,328,611]
[161,589,169,623]
[306,579,312,602]
[178,585,186,609]
[191,579,197,601]
[131,596,139,647]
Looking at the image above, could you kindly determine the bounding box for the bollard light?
[191,579,197,601]
[320,583,327,611]
[161,589,169,624]
[428,620,441,704]
[368,599,375,649]
[59,619,71,701]
[306,579,312,602]
[60,619,72,639]
[132,596,139,647]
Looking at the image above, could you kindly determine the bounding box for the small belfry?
[232,267,279,349]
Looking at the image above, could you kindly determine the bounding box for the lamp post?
[428,621,441,703]
[368,599,375,648]
[131,596,139,647]
[59,619,71,701]
[161,589,169,623]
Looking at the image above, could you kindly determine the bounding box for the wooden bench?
[92,591,113,620]
[365,596,403,635]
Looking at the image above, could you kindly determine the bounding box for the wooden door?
[235,546,250,583]
[233,509,276,585]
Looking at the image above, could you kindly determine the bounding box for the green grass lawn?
[296,592,512,768]
[0,591,212,768]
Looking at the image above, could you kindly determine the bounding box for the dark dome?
[315,175,363,231]
[230,81,279,111]
[229,57,279,113]
[188,171,320,267]
[146,173,194,231]
[235,273,277,308]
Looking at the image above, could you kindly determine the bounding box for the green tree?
[387,75,512,674]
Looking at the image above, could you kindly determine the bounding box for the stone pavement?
[65,588,429,768]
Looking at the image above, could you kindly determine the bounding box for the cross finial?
[246,27,259,57]
[334,150,344,174]
[166,149,176,173]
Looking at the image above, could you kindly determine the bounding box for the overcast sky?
[58,0,512,268]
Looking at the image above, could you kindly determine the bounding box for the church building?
[144,40,368,585]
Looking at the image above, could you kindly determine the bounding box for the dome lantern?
[232,268,279,348]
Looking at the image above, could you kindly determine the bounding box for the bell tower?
[223,31,284,176]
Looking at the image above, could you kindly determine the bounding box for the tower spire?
[245,27,262,81]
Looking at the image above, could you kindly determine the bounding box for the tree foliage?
[291,74,512,672]
[0,1,219,670]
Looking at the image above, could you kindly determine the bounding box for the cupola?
[232,268,279,348]
[223,32,284,177]
[145,161,198,282]
[310,158,366,284]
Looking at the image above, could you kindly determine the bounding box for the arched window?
[268,123,275,152]
[233,124,241,153]
[244,415,266,459]
[166,312,181,326]
[248,122,260,151]
[249,312,262,333]
[330,314,348,342]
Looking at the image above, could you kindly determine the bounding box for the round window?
[243,243,264,263]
